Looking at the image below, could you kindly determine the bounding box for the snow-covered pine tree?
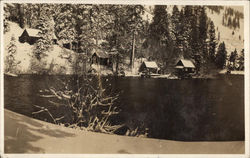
[208,21,217,62]
[182,6,193,59]
[215,42,227,69]
[198,6,208,59]
[148,5,173,67]
[33,13,55,60]
[23,4,41,28]
[31,5,55,74]
[5,35,19,73]
[3,4,10,34]
[79,4,101,53]
[237,49,244,70]
[171,5,182,58]
[55,4,77,49]
[17,4,25,28]
[103,5,146,71]
[189,7,201,72]
[229,49,238,69]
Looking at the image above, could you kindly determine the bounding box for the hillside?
[144,5,244,56]
[4,21,76,74]
[206,7,244,55]
[4,5,244,75]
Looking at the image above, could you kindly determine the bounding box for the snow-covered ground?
[4,21,144,75]
[4,21,76,74]
[206,7,244,54]
[4,109,245,154]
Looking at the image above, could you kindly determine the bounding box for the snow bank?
[5,109,244,154]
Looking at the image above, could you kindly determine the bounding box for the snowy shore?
[4,109,244,154]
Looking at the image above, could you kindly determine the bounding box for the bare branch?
[39,94,56,98]
[32,109,45,114]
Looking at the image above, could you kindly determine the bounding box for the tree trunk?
[131,31,136,70]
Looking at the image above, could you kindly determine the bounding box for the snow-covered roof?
[144,61,158,69]
[93,50,109,58]
[178,59,195,68]
[24,28,57,39]
[25,28,40,37]
[109,51,118,55]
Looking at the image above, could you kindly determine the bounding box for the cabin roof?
[25,28,40,37]
[93,50,109,58]
[91,47,117,58]
[24,28,57,39]
[144,61,158,69]
[177,59,195,68]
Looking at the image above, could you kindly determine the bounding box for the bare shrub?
[35,74,124,134]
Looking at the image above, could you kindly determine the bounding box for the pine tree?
[3,5,10,34]
[33,13,55,60]
[228,16,232,28]
[103,5,146,72]
[189,6,201,72]
[238,49,244,70]
[189,7,199,54]
[23,4,44,28]
[229,49,238,69]
[171,5,182,58]
[55,4,77,47]
[198,6,208,59]
[151,5,171,42]
[81,5,111,52]
[208,21,217,61]
[237,17,240,28]
[17,4,25,28]
[215,42,227,69]
[181,6,192,59]
[5,35,19,73]
[233,17,237,29]
[147,5,173,69]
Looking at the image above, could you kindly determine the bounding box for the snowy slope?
[206,7,244,55]
[144,5,244,56]
[4,21,76,74]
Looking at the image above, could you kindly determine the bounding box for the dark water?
[4,74,244,141]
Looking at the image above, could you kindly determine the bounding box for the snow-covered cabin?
[139,61,159,73]
[91,49,112,67]
[19,28,57,45]
[175,59,195,73]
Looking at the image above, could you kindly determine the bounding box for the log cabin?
[139,61,159,74]
[19,28,57,45]
[175,59,195,78]
[91,49,113,67]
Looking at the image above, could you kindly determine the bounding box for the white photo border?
[0,0,249,158]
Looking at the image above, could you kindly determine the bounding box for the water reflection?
[4,75,244,141]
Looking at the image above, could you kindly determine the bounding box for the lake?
[4,74,244,141]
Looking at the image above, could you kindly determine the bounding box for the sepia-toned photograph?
[0,0,249,157]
